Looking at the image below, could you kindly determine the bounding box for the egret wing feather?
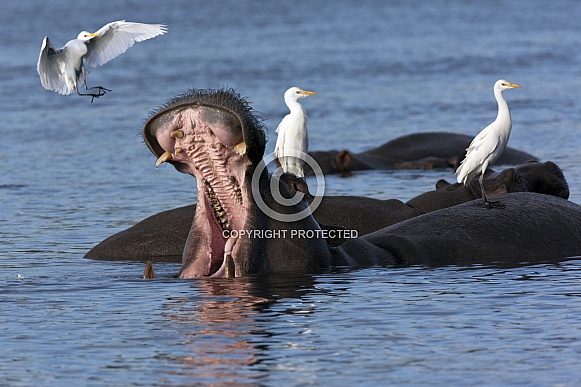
[275,113,291,134]
[85,21,167,67]
[274,127,285,158]
[274,114,289,159]
[456,128,501,184]
[37,36,76,95]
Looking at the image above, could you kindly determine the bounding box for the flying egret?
[274,86,317,178]
[37,20,167,101]
[456,79,522,207]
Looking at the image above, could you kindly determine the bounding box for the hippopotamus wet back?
[87,88,581,277]
[86,161,571,262]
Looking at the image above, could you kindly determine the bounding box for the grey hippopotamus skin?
[306,131,537,176]
[85,88,581,276]
[340,192,581,267]
[85,160,570,261]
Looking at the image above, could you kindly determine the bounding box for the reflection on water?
[159,274,316,385]
[165,280,267,384]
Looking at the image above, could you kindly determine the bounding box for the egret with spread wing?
[274,87,317,178]
[456,79,522,207]
[37,21,167,101]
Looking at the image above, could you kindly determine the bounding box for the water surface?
[1,0,581,385]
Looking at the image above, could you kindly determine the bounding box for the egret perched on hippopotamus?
[37,21,167,101]
[274,87,316,178]
[456,79,522,207]
[85,88,581,277]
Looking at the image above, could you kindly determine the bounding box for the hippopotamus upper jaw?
[143,88,266,166]
[143,89,267,278]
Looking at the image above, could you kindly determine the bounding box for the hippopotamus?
[86,160,570,261]
[85,88,581,277]
[306,132,537,176]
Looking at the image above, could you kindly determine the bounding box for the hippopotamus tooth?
[170,130,185,138]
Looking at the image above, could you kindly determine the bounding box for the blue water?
[1,0,581,385]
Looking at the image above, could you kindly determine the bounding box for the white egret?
[274,86,317,178]
[456,79,522,207]
[37,20,167,101]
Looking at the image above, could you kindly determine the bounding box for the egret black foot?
[88,86,111,94]
[77,86,111,102]
[90,93,102,103]
[481,200,504,209]
[89,86,111,103]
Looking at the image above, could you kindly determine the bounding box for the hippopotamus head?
[406,160,570,213]
[143,88,332,278]
[144,88,266,169]
[471,161,570,199]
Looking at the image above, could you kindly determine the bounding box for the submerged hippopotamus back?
[306,132,537,176]
[86,88,581,277]
[86,161,572,262]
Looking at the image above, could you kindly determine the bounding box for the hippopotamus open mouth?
[143,89,266,278]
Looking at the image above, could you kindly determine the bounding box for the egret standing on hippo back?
[274,86,317,178]
[456,79,522,207]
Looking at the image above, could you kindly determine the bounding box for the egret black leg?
[479,173,504,209]
[479,173,490,207]
[79,67,111,102]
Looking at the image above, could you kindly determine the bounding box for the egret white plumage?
[456,79,522,207]
[274,87,317,178]
[37,21,167,101]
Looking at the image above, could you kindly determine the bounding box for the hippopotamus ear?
[278,172,314,200]
[436,179,451,190]
[331,150,353,177]
[318,222,348,247]
[448,156,460,169]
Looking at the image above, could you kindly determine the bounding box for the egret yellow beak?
[507,82,522,88]
[297,90,317,95]
[89,33,101,37]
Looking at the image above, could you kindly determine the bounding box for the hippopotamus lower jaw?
[178,163,252,278]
